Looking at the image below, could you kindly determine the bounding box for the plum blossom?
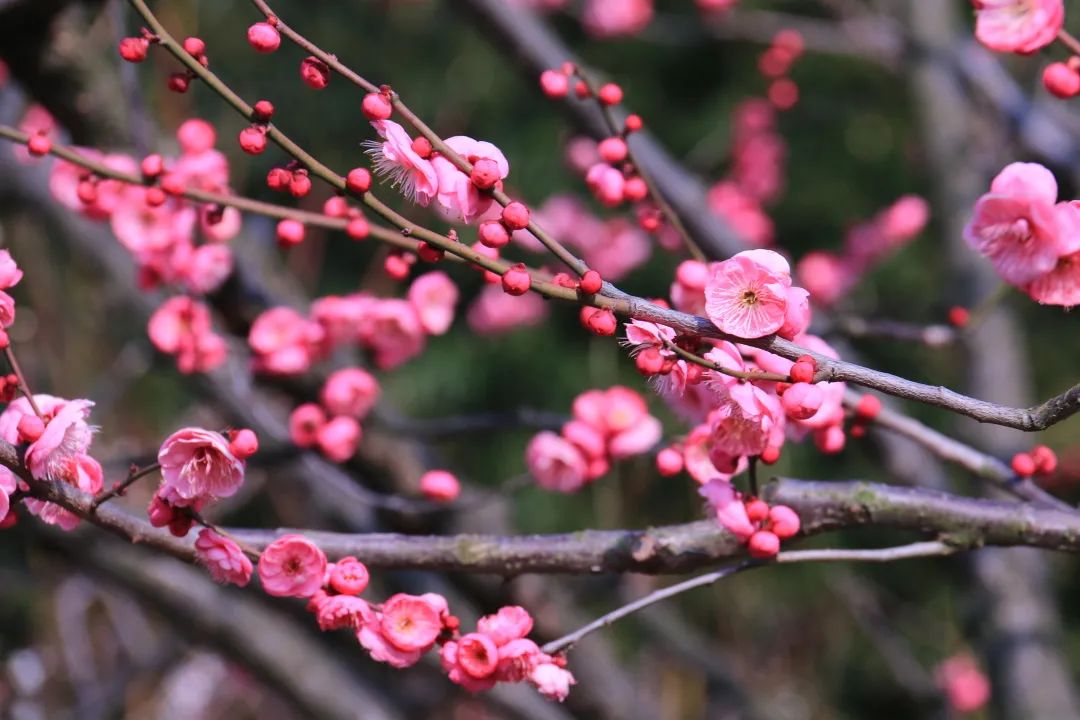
[407,271,458,335]
[704,252,790,338]
[357,299,426,370]
[194,528,253,586]
[430,136,509,223]
[365,119,439,206]
[974,0,1063,54]
[1026,249,1080,307]
[320,368,380,419]
[357,593,448,668]
[248,306,326,375]
[157,427,246,505]
[258,533,327,598]
[964,163,1078,286]
[147,296,227,374]
[526,431,589,493]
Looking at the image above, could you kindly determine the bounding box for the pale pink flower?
[526,431,589,493]
[358,623,425,668]
[779,286,811,339]
[879,194,930,242]
[705,253,789,338]
[1025,249,1080,307]
[624,319,676,349]
[608,415,662,459]
[182,244,233,294]
[935,653,991,713]
[467,284,549,335]
[699,479,755,539]
[316,595,371,631]
[258,533,327,598]
[708,382,783,463]
[582,0,653,37]
[380,593,444,651]
[320,368,380,419]
[24,453,103,531]
[24,399,95,480]
[358,299,426,370]
[311,293,375,349]
[249,306,325,376]
[974,0,1063,54]
[366,119,439,206]
[781,382,824,421]
[529,662,575,702]
[431,136,509,223]
[0,250,23,290]
[147,297,227,374]
[477,606,533,646]
[407,271,458,335]
[562,419,607,460]
[158,427,245,504]
[316,416,362,463]
[194,528,253,587]
[964,162,1078,285]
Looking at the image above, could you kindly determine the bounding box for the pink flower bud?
[478,220,510,248]
[300,56,329,89]
[17,414,44,444]
[419,470,460,503]
[781,382,823,420]
[247,22,281,53]
[539,69,569,98]
[655,447,683,476]
[228,428,258,459]
[329,556,370,595]
[238,125,267,154]
[276,219,305,246]
[362,92,393,120]
[501,202,531,230]
[747,530,780,558]
[289,403,326,448]
[768,505,800,539]
[346,167,372,194]
[597,137,628,163]
[119,37,151,63]
[316,416,361,463]
[501,263,531,296]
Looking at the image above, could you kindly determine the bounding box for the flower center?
[741,290,759,306]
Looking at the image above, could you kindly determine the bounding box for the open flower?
[365,119,439,206]
[257,533,327,598]
[705,252,790,338]
[194,528,252,587]
[157,427,245,505]
[974,0,1063,54]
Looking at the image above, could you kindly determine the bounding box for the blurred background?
[0,0,1078,718]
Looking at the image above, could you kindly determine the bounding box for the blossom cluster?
[526,386,661,493]
[0,394,100,531]
[32,116,241,373]
[248,271,457,383]
[964,162,1079,307]
[196,531,575,701]
[699,479,800,558]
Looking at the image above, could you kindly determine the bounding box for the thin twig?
[4,346,41,417]
[91,462,161,510]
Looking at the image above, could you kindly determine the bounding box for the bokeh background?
[0,0,1078,718]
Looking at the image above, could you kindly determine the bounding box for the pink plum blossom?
[407,271,458,335]
[316,416,361,463]
[974,0,1063,54]
[258,533,327,598]
[315,595,370,631]
[1026,249,1080,307]
[194,528,253,586]
[357,299,426,369]
[366,119,439,206]
[430,136,509,223]
[249,306,325,376]
[964,162,1079,285]
[182,244,233,294]
[529,663,576,702]
[147,296,227,374]
[157,427,245,505]
[320,368,380,419]
[24,454,103,531]
[705,253,789,338]
[526,431,589,493]
[699,479,755,539]
[25,399,95,480]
